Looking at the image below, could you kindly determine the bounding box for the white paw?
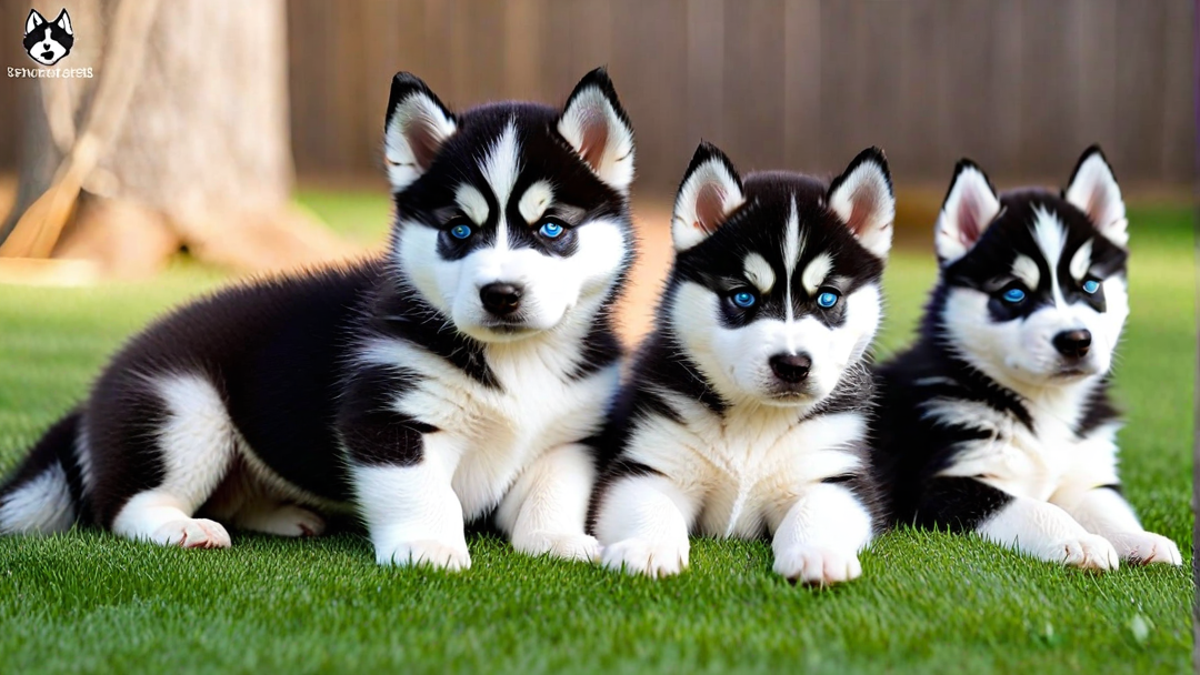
[377,539,471,571]
[601,537,689,578]
[513,532,602,563]
[152,518,232,549]
[1109,531,1183,566]
[773,545,862,586]
[243,504,326,538]
[1056,533,1119,571]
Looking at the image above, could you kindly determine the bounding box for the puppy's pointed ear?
[935,159,1001,265]
[558,68,636,194]
[671,141,745,252]
[54,9,72,36]
[827,147,895,259]
[26,9,46,35]
[383,72,457,193]
[1064,145,1127,247]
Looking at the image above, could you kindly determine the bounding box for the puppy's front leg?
[593,474,696,578]
[350,452,469,570]
[1055,485,1182,566]
[348,433,470,570]
[338,371,469,570]
[496,443,601,563]
[772,482,873,586]
[975,493,1118,571]
[923,476,1118,571]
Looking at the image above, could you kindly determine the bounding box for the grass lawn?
[0,194,1192,674]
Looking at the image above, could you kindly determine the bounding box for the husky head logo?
[664,142,894,408]
[24,9,73,66]
[933,146,1129,392]
[383,68,635,343]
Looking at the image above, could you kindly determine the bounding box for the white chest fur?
[626,390,866,538]
[927,384,1122,501]
[359,335,618,519]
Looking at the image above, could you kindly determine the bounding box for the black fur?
[872,159,1127,529]
[0,410,84,524]
[590,144,888,537]
[942,192,1125,323]
[84,264,377,523]
[910,477,1014,532]
[1075,378,1122,437]
[4,70,634,535]
[673,170,883,331]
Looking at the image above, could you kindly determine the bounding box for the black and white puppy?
[24,9,73,67]
[589,142,892,584]
[0,68,638,570]
[872,147,1182,570]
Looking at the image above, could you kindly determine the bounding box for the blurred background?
[0,7,1193,667]
[284,0,1194,192]
[0,0,1193,341]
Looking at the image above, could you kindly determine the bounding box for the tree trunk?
[2,0,352,279]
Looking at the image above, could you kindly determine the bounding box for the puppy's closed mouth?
[763,389,817,406]
[482,321,534,335]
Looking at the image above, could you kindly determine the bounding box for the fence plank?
[2,0,1192,188]
[1113,0,1168,181]
[609,0,689,193]
[722,0,785,173]
[783,0,821,173]
[686,0,724,155]
[1160,0,1194,181]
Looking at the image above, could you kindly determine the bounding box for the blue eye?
[450,224,472,240]
[539,221,564,238]
[732,291,757,308]
[1002,287,1026,303]
[1082,279,1100,294]
[816,291,839,309]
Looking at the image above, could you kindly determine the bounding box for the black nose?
[480,283,523,316]
[769,353,812,384]
[1053,330,1092,358]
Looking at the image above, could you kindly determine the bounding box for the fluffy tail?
[0,411,83,534]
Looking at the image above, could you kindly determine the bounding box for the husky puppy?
[589,142,893,584]
[0,68,638,570]
[23,9,73,67]
[872,147,1182,570]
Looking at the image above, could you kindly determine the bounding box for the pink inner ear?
[577,109,610,172]
[407,113,443,171]
[956,189,983,249]
[1086,187,1109,226]
[694,183,727,234]
[845,185,880,237]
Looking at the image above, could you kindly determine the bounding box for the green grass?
[0,195,1192,674]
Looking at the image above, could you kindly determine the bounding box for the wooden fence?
[2,0,1193,193]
